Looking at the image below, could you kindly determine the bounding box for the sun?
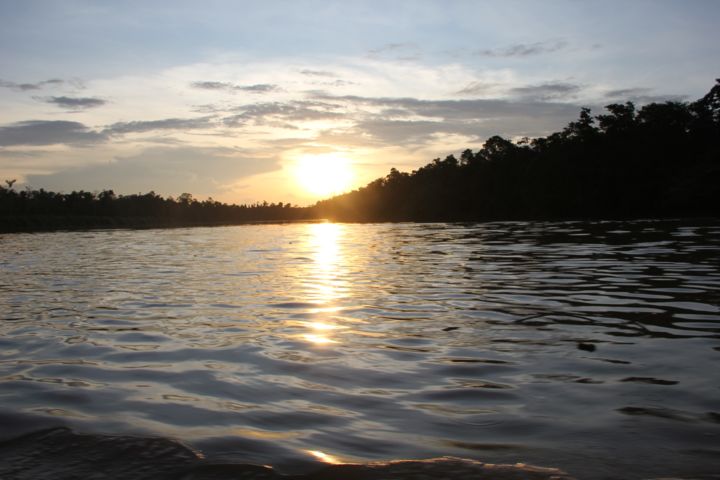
[293,153,354,197]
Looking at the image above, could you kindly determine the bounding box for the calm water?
[1,220,719,479]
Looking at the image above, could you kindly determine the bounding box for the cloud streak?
[299,69,336,77]
[39,96,107,109]
[0,78,64,91]
[0,120,106,146]
[603,87,686,104]
[223,101,345,126]
[103,117,216,135]
[191,81,279,93]
[476,39,567,57]
[0,115,217,146]
[508,82,582,101]
[455,82,500,96]
[305,93,583,146]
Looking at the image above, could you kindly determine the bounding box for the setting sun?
[293,153,354,197]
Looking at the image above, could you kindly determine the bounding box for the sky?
[1,0,718,205]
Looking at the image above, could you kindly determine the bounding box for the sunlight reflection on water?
[300,222,347,346]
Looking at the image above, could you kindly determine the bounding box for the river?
[0,220,718,479]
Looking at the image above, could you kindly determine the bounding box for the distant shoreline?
[2,213,718,235]
[0,214,323,234]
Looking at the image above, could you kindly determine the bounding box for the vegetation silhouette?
[0,188,314,232]
[314,80,719,222]
[1,80,718,232]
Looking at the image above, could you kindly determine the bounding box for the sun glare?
[294,153,354,197]
[306,450,343,464]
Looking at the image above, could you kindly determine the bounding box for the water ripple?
[1,220,719,479]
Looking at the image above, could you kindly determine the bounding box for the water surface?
[1,220,719,479]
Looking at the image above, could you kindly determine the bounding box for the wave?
[0,427,574,480]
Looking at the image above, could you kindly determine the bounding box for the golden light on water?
[232,427,298,440]
[308,222,344,302]
[302,333,338,345]
[294,153,354,197]
[307,321,339,330]
[306,449,343,464]
[300,222,347,346]
[302,320,346,345]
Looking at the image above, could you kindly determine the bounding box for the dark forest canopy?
[314,80,720,222]
[1,80,719,232]
[0,189,314,232]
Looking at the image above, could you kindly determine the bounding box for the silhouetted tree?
[315,80,720,222]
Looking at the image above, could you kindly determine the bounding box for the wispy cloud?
[476,39,567,57]
[367,42,421,61]
[0,116,218,146]
[38,96,107,110]
[368,42,413,55]
[222,101,345,126]
[191,81,279,93]
[104,117,216,135]
[299,69,336,77]
[604,87,686,104]
[509,82,582,101]
[0,78,64,91]
[0,120,106,146]
[311,93,578,118]
[456,81,500,96]
[308,93,582,146]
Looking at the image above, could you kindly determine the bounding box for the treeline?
[0,189,314,232]
[315,80,720,222]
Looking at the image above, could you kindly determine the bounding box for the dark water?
[0,220,719,479]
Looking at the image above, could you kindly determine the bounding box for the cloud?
[603,87,686,104]
[457,80,582,100]
[477,39,567,57]
[0,120,106,146]
[299,69,336,77]
[0,116,219,147]
[223,101,345,126]
[24,146,280,197]
[456,81,500,96]
[605,87,651,98]
[191,81,278,93]
[309,94,583,146]
[312,94,579,119]
[0,78,64,91]
[368,42,415,55]
[297,70,354,88]
[103,116,215,135]
[190,81,228,90]
[326,79,355,87]
[352,119,448,144]
[367,43,421,61]
[240,84,278,93]
[39,96,107,110]
[508,82,582,101]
